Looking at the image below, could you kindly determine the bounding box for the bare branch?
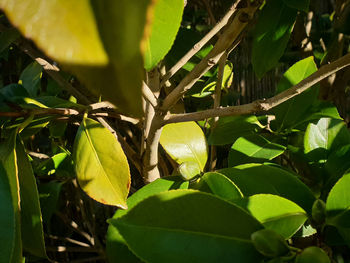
[160,1,262,111]
[163,53,350,124]
[160,1,242,86]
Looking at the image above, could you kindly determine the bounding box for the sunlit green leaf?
[228,134,286,167]
[107,176,189,263]
[110,190,264,263]
[73,117,130,208]
[16,139,46,258]
[144,0,184,70]
[160,122,208,171]
[234,194,307,238]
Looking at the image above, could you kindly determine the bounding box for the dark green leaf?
[219,164,315,213]
[251,229,290,258]
[208,115,264,145]
[38,181,63,223]
[0,27,20,53]
[252,0,297,77]
[282,0,310,12]
[228,134,286,167]
[19,61,43,97]
[16,139,46,258]
[295,247,330,263]
[111,190,263,263]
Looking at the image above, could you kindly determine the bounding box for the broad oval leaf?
[107,176,189,263]
[234,194,308,238]
[160,122,208,171]
[73,117,130,208]
[228,134,286,167]
[219,163,315,214]
[16,139,46,258]
[144,0,184,70]
[304,118,350,161]
[192,172,243,202]
[208,115,263,145]
[326,173,350,228]
[110,190,264,263]
[295,247,330,263]
[272,57,319,131]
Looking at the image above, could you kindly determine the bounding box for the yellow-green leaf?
[73,118,130,208]
[160,122,208,171]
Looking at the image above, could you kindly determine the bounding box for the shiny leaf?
[160,122,208,171]
[110,190,264,263]
[144,0,184,70]
[73,117,130,208]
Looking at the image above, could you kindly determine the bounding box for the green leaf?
[233,194,307,238]
[326,173,350,228]
[192,172,243,202]
[0,0,151,116]
[295,247,330,263]
[160,122,208,171]
[38,181,63,224]
[0,162,16,263]
[252,0,297,77]
[304,118,350,161]
[0,27,20,53]
[144,0,184,70]
[178,161,201,181]
[16,139,46,258]
[283,0,310,12]
[0,130,22,262]
[228,134,286,167]
[312,199,326,226]
[19,61,43,97]
[110,190,264,263]
[73,117,130,208]
[325,144,350,189]
[219,164,315,214]
[208,115,264,145]
[272,57,319,131]
[251,229,290,258]
[107,176,189,263]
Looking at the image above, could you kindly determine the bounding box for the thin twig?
[160,1,262,111]
[160,0,242,86]
[45,234,91,248]
[163,52,350,124]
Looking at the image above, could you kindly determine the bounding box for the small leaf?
[192,172,243,202]
[252,0,297,77]
[272,57,319,131]
[295,247,330,263]
[73,117,130,208]
[326,173,350,228]
[251,229,290,258]
[209,115,263,145]
[144,0,184,70]
[304,118,350,161]
[107,176,189,263]
[228,134,286,167]
[178,161,201,181]
[233,194,308,238]
[110,190,264,263]
[160,122,208,171]
[16,139,46,258]
[19,61,43,97]
[219,164,315,214]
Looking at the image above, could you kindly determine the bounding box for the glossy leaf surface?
[16,139,46,258]
[252,0,297,77]
[228,135,285,167]
[193,172,243,202]
[208,115,263,145]
[107,176,189,263]
[160,122,208,171]
[73,118,130,208]
[272,57,318,131]
[219,164,315,213]
[234,194,307,238]
[144,0,184,70]
[111,190,263,263]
